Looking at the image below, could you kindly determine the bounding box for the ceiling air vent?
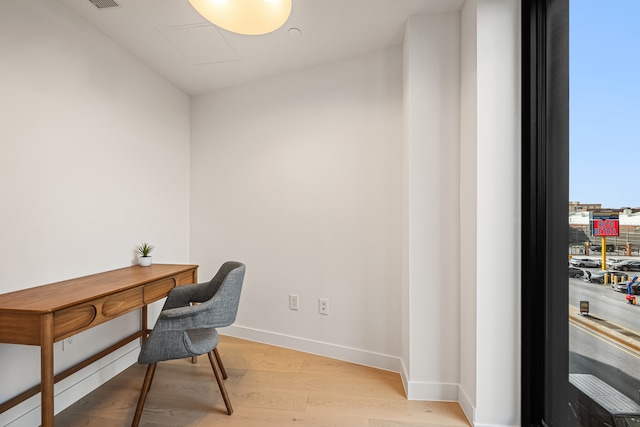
[89,0,119,9]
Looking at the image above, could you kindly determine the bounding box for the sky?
[570,0,640,209]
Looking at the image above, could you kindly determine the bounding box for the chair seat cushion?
[138,328,219,364]
[184,328,219,355]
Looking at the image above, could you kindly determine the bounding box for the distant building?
[569,202,640,214]
[569,201,602,212]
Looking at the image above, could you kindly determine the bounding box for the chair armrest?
[154,299,214,332]
[162,282,209,310]
[161,303,206,318]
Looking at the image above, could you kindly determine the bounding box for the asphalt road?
[570,320,640,403]
[570,271,640,333]
[570,272,640,404]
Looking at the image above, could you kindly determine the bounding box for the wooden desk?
[0,263,198,427]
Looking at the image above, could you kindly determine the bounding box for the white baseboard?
[398,356,473,423]
[1,342,139,427]
[404,381,460,401]
[456,386,518,427]
[222,324,403,373]
[398,357,459,402]
[457,384,476,426]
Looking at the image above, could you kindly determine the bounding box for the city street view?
[569,254,640,422]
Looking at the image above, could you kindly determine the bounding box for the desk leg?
[141,305,148,345]
[40,313,54,427]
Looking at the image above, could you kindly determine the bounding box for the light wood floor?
[55,335,471,427]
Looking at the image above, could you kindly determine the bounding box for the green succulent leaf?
[136,242,154,257]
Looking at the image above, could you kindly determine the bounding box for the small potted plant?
[137,242,154,267]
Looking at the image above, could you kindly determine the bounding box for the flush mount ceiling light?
[188,0,292,35]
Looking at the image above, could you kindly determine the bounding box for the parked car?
[568,266,584,278]
[609,260,640,271]
[605,258,623,268]
[611,280,640,294]
[583,270,627,284]
[570,257,599,268]
[590,244,615,253]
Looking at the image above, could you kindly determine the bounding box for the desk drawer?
[54,305,97,339]
[144,278,176,304]
[175,270,197,286]
[144,271,197,303]
[54,287,144,340]
[102,287,144,317]
[0,312,41,345]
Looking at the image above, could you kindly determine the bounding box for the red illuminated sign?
[590,211,620,237]
[592,219,619,236]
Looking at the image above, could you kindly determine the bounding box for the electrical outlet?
[62,336,75,351]
[319,298,329,315]
[289,294,299,310]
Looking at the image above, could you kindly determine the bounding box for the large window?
[524,1,640,425]
[568,1,640,425]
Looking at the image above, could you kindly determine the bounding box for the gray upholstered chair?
[185,261,246,373]
[131,261,246,427]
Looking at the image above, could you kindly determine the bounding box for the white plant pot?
[139,256,152,267]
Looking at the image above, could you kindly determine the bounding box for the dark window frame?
[521,0,569,425]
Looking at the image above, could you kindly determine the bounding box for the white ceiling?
[57,0,465,96]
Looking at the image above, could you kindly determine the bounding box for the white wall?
[0,1,191,425]
[190,48,404,369]
[474,0,521,425]
[459,0,479,418]
[402,13,461,401]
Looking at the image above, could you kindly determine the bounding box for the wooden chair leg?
[208,351,233,415]
[132,363,157,427]
[213,347,228,379]
[190,303,198,364]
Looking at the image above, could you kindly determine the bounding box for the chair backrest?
[203,261,245,327]
[183,261,245,305]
